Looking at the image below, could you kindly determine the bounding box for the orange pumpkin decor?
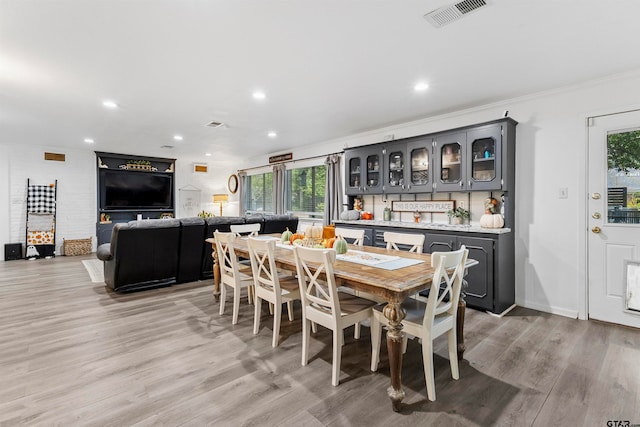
[323,225,335,239]
[289,233,304,244]
[323,237,336,248]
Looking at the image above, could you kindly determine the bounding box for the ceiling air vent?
[160,145,174,149]
[424,0,487,28]
[207,121,226,128]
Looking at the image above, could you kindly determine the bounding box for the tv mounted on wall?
[100,169,173,210]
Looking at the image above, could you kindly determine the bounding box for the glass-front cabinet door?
[467,125,502,191]
[407,137,432,193]
[365,153,381,192]
[386,145,405,192]
[345,153,362,195]
[434,132,466,192]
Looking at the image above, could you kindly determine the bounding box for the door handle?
[591,193,601,200]
[591,226,601,234]
[592,212,601,219]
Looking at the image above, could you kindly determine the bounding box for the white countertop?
[334,219,511,234]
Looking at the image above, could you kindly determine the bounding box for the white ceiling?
[2,0,640,166]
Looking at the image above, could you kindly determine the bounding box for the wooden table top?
[206,236,478,303]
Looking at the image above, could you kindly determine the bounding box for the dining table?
[206,235,478,412]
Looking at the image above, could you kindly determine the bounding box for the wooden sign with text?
[391,200,454,213]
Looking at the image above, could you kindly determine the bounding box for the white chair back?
[230,223,261,237]
[334,227,365,247]
[424,246,468,325]
[247,237,281,295]
[214,231,243,287]
[293,246,340,325]
[384,231,425,253]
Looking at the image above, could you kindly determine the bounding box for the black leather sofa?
[97,214,298,292]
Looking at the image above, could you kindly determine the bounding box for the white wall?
[239,70,640,319]
[0,144,96,257]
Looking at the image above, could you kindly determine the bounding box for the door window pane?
[411,147,429,185]
[441,143,461,183]
[471,137,496,182]
[607,128,640,224]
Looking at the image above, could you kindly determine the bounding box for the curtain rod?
[238,151,343,173]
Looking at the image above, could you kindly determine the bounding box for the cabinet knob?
[459,181,464,188]
[468,180,472,188]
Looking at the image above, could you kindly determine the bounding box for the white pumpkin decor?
[305,223,323,239]
[480,213,504,229]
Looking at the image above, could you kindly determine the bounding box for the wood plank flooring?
[1,255,639,426]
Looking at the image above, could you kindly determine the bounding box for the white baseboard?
[517,300,579,319]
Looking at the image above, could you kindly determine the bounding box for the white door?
[588,110,640,328]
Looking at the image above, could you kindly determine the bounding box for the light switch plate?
[559,187,568,199]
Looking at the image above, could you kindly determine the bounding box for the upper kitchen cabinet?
[384,136,433,194]
[434,121,513,192]
[345,145,384,195]
[344,118,517,196]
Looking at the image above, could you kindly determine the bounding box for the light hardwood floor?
[1,254,639,426]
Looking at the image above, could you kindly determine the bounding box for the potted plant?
[447,206,470,225]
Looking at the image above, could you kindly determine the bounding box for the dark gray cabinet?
[344,118,516,196]
[383,136,433,194]
[345,146,384,195]
[433,124,503,192]
[334,221,514,314]
[425,234,494,311]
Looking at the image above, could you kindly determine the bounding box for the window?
[244,172,273,213]
[286,165,325,219]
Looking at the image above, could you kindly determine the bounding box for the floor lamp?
[213,194,228,216]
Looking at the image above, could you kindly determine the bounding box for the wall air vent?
[424,0,487,28]
[160,145,174,149]
[207,121,226,128]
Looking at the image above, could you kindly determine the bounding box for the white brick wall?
[4,144,96,256]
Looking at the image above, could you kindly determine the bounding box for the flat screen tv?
[101,170,173,210]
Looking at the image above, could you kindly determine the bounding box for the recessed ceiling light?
[83,138,94,144]
[252,91,266,100]
[414,82,429,92]
[102,100,118,109]
[268,131,277,138]
[205,153,212,157]
[173,135,183,141]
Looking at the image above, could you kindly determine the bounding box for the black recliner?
[97,219,181,292]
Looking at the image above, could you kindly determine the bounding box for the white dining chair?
[214,230,255,325]
[247,237,301,347]
[230,223,261,237]
[383,231,425,253]
[293,245,376,386]
[370,245,468,401]
[334,227,365,247]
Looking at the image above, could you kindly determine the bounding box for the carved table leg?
[456,279,468,361]
[212,245,220,296]
[456,299,466,361]
[383,301,406,412]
